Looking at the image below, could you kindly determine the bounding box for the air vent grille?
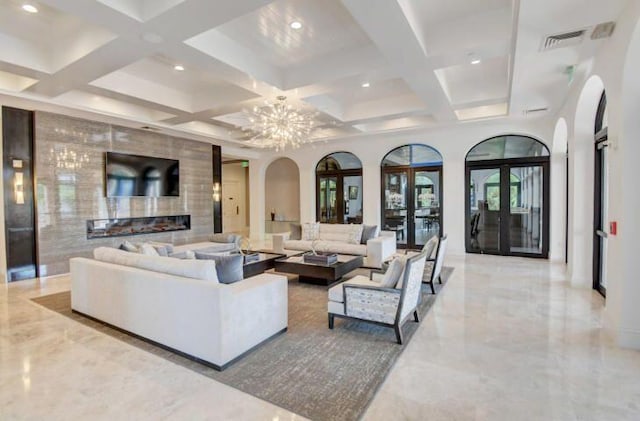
[524,108,548,116]
[541,30,585,51]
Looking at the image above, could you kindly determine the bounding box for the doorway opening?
[465,135,550,258]
[593,91,608,297]
[381,144,443,249]
[316,152,363,224]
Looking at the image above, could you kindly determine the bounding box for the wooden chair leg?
[394,324,404,345]
[413,310,420,322]
[328,314,334,329]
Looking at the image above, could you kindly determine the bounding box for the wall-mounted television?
[105,152,179,197]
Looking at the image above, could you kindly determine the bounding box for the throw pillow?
[139,243,160,256]
[148,241,174,256]
[195,252,244,284]
[348,224,364,244]
[169,250,196,260]
[360,225,378,245]
[302,222,320,241]
[379,257,405,288]
[210,233,240,244]
[119,240,139,253]
[289,223,302,240]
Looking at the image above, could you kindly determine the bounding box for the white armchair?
[328,252,427,344]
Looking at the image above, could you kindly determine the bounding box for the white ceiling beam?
[340,0,457,121]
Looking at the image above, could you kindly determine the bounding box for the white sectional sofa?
[70,247,288,370]
[272,223,396,268]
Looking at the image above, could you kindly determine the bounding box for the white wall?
[250,118,555,256]
[554,0,640,349]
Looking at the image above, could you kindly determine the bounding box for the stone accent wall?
[35,111,213,276]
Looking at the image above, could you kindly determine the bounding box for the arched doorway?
[265,158,300,233]
[381,144,443,249]
[593,91,608,296]
[316,152,363,224]
[466,135,550,257]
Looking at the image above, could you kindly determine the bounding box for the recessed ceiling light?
[174,65,185,71]
[290,21,302,30]
[471,59,481,65]
[22,4,38,13]
[361,82,370,88]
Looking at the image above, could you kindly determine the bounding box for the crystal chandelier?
[244,96,318,151]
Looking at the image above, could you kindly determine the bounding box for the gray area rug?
[32,267,452,421]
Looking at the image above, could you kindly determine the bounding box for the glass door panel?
[509,166,544,254]
[595,144,609,292]
[414,170,440,247]
[343,175,363,224]
[319,176,338,223]
[383,172,408,246]
[469,168,501,253]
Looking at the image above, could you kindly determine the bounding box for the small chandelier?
[244,96,318,151]
[49,146,89,170]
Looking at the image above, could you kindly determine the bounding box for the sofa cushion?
[169,250,195,259]
[318,223,362,244]
[290,223,302,240]
[93,247,218,282]
[195,252,244,284]
[360,225,378,245]
[148,241,174,256]
[119,240,139,253]
[328,275,380,303]
[380,257,404,288]
[139,243,160,256]
[302,222,320,240]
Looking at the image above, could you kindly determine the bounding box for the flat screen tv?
[105,152,179,197]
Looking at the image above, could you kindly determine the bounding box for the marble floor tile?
[2,251,640,420]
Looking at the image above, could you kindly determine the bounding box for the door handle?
[596,230,608,238]
[236,205,239,215]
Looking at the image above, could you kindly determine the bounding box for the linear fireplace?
[86,215,191,239]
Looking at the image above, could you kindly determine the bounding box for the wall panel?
[35,111,213,276]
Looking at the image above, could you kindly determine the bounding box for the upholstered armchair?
[328,252,427,344]
[423,235,448,293]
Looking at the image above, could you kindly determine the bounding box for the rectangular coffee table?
[274,253,363,286]
[242,251,286,278]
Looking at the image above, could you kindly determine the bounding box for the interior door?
[594,138,609,296]
[318,176,338,223]
[222,181,242,232]
[382,171,408,247]
[467,163,548,257]
[413,169,441,248]
[467,167,502,253]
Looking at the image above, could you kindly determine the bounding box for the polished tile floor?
[2,254,640,420]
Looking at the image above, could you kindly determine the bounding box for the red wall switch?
[610,221,617,236]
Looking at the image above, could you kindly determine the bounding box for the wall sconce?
[13,159,24,205]
[212,182,221,202]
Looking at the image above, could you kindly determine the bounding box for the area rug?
[32,267,452,421]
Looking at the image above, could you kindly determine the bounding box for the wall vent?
[540,30,585,51]
[591,21,616,40]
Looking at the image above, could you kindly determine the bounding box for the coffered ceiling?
[0,0,629,149]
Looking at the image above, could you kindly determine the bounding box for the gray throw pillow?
[195,252,244,284]
[210,233,239,244]
[169,250,195,260]
[290,223,302,240]
[360,225,378,244]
